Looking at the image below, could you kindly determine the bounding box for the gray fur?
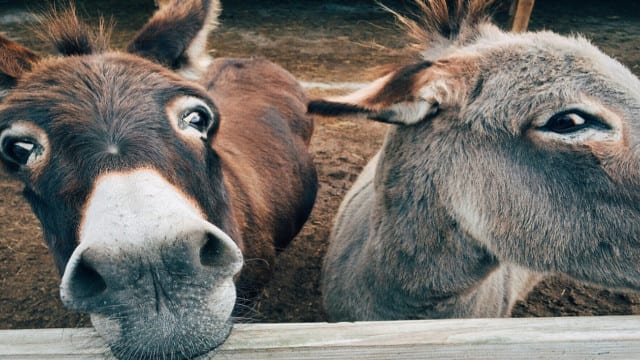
[312,0,640,320]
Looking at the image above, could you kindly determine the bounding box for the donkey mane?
[26,0,220,79]
[387,0,495,59]
[35,4,113,56]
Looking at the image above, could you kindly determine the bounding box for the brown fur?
[208,58,316,292]
[127,0,220,74]
[0,36,39,95]
[367,61,433,106]
[0,1,316,358]
[35,4,112,56]
[391,0,494,53]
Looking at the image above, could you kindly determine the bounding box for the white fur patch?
[382,99,437,125]
[452,193,492,250]
[540,127,621,144]
[76,169,232,247]
[179,0,221,80]
[59,169,242,298]
[375,80,448,125]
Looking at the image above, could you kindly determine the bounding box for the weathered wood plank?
[1,316,639,359]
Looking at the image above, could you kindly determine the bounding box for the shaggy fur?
[0,1,317,358]
[309,0,640,321]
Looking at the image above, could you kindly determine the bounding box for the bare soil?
[1,0,640,330]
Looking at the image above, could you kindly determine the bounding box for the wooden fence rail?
[1,316,639,359]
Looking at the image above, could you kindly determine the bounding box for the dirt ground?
[1,0,640,330]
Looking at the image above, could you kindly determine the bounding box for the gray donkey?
[308,0,640,321]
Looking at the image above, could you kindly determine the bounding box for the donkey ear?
[0,35,40,100]
[308,61,457,125]
[127,0,220,79]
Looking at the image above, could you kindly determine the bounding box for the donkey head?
[310,0,640,291]
[0,1,243,358]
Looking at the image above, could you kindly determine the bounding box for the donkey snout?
[60,222,243,312]
[160,223,244,277]
[59,170,244,313]
[59,248,108,308]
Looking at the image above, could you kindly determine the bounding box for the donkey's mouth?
[89,278,237,360]
[103,317,234,360]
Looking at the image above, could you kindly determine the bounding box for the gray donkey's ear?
[0,35,40,101]
[127,0,221,79]
[308,60,463,125]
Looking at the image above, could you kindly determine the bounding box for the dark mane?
[35,2,113,56]
[384,0,495,55]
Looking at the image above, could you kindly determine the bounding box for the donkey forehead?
[470,30,640,95]
[10,53,202,114]
[0,53,216,181]
[433,30,640,141]
[452,32,639,107]
[1,52,214,135]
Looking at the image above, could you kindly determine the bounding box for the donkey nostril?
[200,233,225,267]
[70,258,107,299]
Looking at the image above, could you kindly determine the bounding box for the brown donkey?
[309,0,640,321]
[0,1,317,358]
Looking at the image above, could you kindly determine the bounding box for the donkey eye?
[539,111,609,134]
[1,138,38,166]
[182,109,211,133]
[169,96,218,139]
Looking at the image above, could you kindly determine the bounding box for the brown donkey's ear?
[308,60,468,126]
[127,0,220,79]
[0,35,40,100]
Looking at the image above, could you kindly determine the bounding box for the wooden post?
[510,0,536,32]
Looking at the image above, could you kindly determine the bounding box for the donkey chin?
[89,280,237,359]
[61,243,241,359]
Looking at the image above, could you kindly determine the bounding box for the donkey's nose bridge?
[61,169,243,311]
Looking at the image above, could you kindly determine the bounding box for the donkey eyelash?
[538,109,611,134]
[180,105,212,121]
